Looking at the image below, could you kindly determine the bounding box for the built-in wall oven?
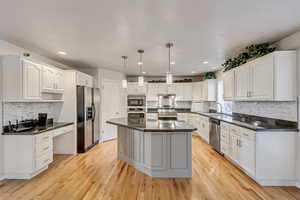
[127,95,146,107]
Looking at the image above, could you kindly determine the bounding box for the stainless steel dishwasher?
[209,118,221,153]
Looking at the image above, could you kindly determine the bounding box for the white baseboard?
[0,175,4,181]
[296,181,300,189]
[255,179,297,187]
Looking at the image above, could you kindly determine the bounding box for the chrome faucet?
[215,102,223,114]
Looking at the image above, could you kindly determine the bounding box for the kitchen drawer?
[35,151,53,171]
[239,127,256,141]
[35,132,52,145]
[36,140,53,157]
[52,125,74,137]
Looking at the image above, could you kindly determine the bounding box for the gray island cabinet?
[107,118,197,178]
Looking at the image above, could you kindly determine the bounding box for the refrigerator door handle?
[92,104,96,121]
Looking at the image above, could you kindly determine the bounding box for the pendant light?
[121,56,128,89]
[137,49,144,86]
[166,43,174,84]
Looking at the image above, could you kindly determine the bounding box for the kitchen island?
[107,118,196,178]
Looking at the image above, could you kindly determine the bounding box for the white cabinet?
[221,122,255,176]
[181,83,193,101]
[238,128,255,176]
[192,82,202,101]
[76,71,93,87]
[42,66,64,93]
[192,80,216,102]
[1,56,43,101]
[127,82,147,95]
[235,64,250,100]
[233,51,297,101]
[3,131,53,179]
[197,115,210,143]
[1,56,66,102]
[147,113,158,120]
[222,70,235,100]
[3,125,75,179]
[220,122,297,185]
[23,60,42,100]
[202,80,217,101]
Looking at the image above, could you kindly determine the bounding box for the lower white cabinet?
[220,122,297,186]
[3,125,75,179]
[197,115,210,143]
[3,131,53,179]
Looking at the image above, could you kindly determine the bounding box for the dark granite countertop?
[2,122,74,135]
[190,112,298,132]
[147,108,191,113]
[107,118,197,132]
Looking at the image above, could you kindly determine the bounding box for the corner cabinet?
[230,51,297,101]
[1,56,42,101]
[220,122,297,186]
[1,56,65,102]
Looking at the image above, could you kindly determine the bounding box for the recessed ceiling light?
[142,71,146,74]
[203,61,208,64]
[170,61,175,65]
[58,51,67,55]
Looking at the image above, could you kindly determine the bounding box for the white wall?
[0,57,3,180]
[277,30,300,188]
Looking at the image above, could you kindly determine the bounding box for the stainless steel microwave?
[127,95,146,107]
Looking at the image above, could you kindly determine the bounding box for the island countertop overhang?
[106,118,197,132]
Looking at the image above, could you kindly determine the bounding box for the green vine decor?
[204,71,216,80]
[222,43,276,72]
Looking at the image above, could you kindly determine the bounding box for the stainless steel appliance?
[209,118,221,153]
[77,86,100,153]
[127,95,146,107]
[157,94,177,120]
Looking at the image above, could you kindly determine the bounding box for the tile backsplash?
[2,103,63,125]
[211,101,298,122]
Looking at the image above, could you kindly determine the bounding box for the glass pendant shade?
[166,72,173,84]
[138,76,144,86]
[122,79,127,88]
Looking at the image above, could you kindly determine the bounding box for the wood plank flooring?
[0,136,300,200]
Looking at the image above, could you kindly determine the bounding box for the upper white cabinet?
[235,63,251,100]
[222,70,235,101]
[1,56,65,102]
[23,60,42,100]
[231,51,297,101]
[42,66,64,93]
[127,82,147,95]
[1,56,42,101]
[76,71,93,87]
[192,80,217,102]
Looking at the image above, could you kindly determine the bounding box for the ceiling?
[1,0,300,75]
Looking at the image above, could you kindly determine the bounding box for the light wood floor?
[0,136,300,200]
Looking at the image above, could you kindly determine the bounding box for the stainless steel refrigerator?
[77,86,100,153]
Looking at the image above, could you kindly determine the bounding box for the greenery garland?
[222,43,276,72]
